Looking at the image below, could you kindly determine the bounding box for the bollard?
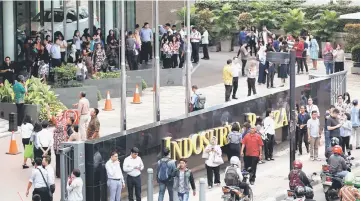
[199,178,206,201]
[147,168,154,201]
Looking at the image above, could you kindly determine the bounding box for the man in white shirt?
[26,158,51,201]
[262,26,272,45]
[123,147,144,201]
[307,111,322,161]
[179,23,186,39]
[263,109,276,161]
[231,57,241,100]
[201,27,210,60]
[67,168,84,201]
[42,156,55,196]
[190,85,201,111]
[106,151,125,201]
[190,26,201,64]
[306,98,320,116]
[73,92,90,141]
[36,121,54,158]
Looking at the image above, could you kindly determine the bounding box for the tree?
[171,5,198,26]
[211,3,240,39]
[238,12,253,29]
[197,8,215,31]
[282,9,306,36]
[312,10,339,41]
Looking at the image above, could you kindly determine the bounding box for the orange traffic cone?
[6,131,20,155]
[103,91,114,111]
[131,85,142,104]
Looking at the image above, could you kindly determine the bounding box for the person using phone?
[123,147,144,201]
[67,169,84,201]
[172,158,196,201]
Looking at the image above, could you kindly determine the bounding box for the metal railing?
[59,141,86,201]
[309,71,347,104]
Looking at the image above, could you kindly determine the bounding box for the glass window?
[32,11,64,22]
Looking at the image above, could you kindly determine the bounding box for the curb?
[270,162,360,201]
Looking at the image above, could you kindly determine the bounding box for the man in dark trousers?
[13,75,26,126]
[241,125,263,185]
[190,26,201,64]
[0,56,15,84]
[266,62,276,88]
[157,147,176,201]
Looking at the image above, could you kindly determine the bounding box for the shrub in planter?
[351,45,360,67]
[53,64,77,87]
[0,77,67,121]
[344,24,360,53]
[94,71,148,90]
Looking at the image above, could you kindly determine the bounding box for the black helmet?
[331,137,340,147]
[294,186,306,198]
[305,186,314,199]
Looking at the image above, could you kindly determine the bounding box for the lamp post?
[266,50,296,171]
[153,0,160,122]
[185,0,191,115]
[120,0,126,134]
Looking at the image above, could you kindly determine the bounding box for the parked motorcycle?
[221,169,253,201]
[321,156,354,201]
[283,172,317,201]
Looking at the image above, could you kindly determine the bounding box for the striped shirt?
[338,186,360,201]
[323,51,334,62]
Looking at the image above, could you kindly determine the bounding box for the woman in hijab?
[202,136,223,189]
[323,42,334,75]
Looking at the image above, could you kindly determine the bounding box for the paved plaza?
[0,51,359,200]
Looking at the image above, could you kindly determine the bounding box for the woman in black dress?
[278,38,289,87]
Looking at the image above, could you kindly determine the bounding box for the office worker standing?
[106,151,125,201]
[123,147,144,201]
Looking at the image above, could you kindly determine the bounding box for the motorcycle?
[283,172,317,201]
[321,156,354,201]
[221,168,253,201]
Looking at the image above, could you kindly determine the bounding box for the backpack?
[157,159,171,182]
[289,170,305,190]
[224,166,239,186]
[195,94,206,109]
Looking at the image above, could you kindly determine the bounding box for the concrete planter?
[52,86,98,109]
[127,68,184,87]
[220,39,232,52]
[351,62,360,74]
[0,102,40,122]
[81,76,142,98]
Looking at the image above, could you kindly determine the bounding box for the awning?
[339,12,361,20]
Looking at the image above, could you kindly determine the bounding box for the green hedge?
[351,45,360,62]
[194,1,359,31]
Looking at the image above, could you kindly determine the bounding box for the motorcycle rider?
[328,145,349,178]
[224,156,250,200]
[339,172,360,200]
[288,160,312,190]
[325,137,347,160]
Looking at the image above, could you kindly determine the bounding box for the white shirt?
[306,104,320,116]
[123,155,144,177]
[179,29,186,39]
[45,165,55,185]
[105,160,125,183]
[36,129,54,148]
[60,40,68,52]
[67,177,83,201]
[204,145,222,167]
[201,30,209,44]
[21,123,34,139]
[190,31,201,43]
[263,116,275,135]
[76,63,88,77]
[231,62,241,77]
[29,167,48,189]
[190,90,200,106]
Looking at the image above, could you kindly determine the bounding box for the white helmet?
[230,156,240,166]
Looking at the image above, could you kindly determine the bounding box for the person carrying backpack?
[288,160,311,191]
[190,85,206,111]
[224,156,250,200]
[157,147,176,201]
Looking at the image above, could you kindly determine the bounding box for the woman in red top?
[294,38,305,74]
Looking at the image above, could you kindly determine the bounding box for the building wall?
[135,0,186,27]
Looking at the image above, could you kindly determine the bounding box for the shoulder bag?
[37,168,53,198]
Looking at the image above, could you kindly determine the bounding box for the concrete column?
[2,0,15,59]
[104,0,113,40]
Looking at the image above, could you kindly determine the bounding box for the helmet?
[331,137,340,146]
[230,156,240,166]
[344,172,355,186]
[294,186,306,198]
[353,99,358,105]
[304,186,314,199]
[332,145,343,155]
[293,160,303,170]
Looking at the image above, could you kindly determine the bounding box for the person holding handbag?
[21,115,34,169]
[202,136,223,189]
